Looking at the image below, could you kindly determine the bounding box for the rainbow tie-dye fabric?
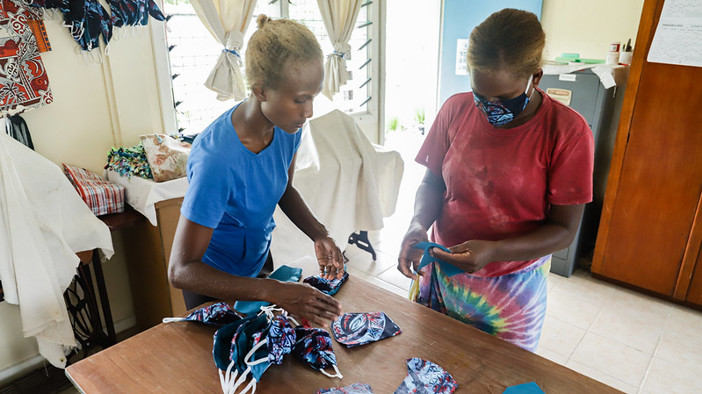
[411,256,551,352]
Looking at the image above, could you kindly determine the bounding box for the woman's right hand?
[272,281,342,328]
[397,222,429,280]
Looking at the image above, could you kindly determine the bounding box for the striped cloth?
[63,164,125,216]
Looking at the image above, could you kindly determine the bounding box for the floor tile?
[345,245,397,276]
[546,280,606,331]
[655,307,702,367]
[538,316,586,360]
[376,265,412,291]
[565,360,638,393]
[569,332,650,387]
[641,357,702,393]
[588,288,670,354]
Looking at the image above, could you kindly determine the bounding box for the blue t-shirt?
[181,104,302,277]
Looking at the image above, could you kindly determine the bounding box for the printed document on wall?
[647,0,702,67]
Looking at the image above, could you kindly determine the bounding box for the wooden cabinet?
[592,0,702,307]
[123,198,186,330]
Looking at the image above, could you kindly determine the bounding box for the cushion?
[63,164,125,216]
[140,134,191,182]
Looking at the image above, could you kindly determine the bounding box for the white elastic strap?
[231,365,251,393]
[319,364,343,379]
[223,360,238,393]
[244,337,268,366]
[161,317,184,323]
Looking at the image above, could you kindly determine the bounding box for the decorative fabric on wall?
[0,0,53,115]
[316,0,363,99]
[190,0,256,101]
[28,0,165,52]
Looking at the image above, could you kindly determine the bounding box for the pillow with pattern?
[140,134,191,182]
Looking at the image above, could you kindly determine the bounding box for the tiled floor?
[342,130,702,394]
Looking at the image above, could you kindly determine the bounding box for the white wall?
[541,0,645,60]
[0,13,169,377]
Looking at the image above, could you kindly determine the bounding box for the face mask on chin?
[473,74,533,127]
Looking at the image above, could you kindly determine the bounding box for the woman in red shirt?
[397,9,594,351]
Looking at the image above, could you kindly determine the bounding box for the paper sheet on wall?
[647,0,702,67]
[455,38,469,75]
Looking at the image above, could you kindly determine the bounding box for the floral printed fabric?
[140,133,191,182]
[105,143,153,179]
[0,0,52,116]
[393,358,457,394]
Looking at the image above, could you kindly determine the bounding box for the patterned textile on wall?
[0,0,52,115]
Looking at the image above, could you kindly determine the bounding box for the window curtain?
[190,0,257,101]
[317,0,363,99]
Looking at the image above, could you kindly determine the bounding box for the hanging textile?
[0,133,114,368]
[189,0,256,101]
[0,0,53,115]
[316,0,363,99]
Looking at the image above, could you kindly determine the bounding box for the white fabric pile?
[270,109,404,263]
[0,133,114,368]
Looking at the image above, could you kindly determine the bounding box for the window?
[159,0,378,137]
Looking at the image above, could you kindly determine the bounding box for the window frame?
[150,0,384,143]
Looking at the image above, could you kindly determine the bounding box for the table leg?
[92,250,116,345]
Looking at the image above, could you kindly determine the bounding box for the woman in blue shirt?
[169,15,344,328]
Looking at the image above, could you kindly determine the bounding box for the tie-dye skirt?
[410,256,550,352]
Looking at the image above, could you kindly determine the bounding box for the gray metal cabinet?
[539,69,624,277]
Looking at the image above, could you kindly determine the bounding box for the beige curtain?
[317,0,363,99]
[190,0,257,101]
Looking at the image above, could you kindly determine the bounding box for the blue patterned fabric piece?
[181,302,242,326]
[317,383,374,394]
[393,358,458,394]
[234,265,303,314]
[331,312,402,348]
[302,269,349,295]
[413,241,464,277]
[292,326,338,371]
[265,316,296,364]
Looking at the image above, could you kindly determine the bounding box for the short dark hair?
[467,8,545,77]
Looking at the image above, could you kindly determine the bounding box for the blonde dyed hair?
[245,14,323,89]
[467,8,545,77]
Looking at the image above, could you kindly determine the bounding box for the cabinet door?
[592,0,702,296]
[686,247,702,305]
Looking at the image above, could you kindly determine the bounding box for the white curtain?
[190,0,257,101]
[317,0,364,99]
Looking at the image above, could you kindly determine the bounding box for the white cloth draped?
[317,0,363,99]
[270,109,404,263]
[190,0,257,101]
[0,133,114,368]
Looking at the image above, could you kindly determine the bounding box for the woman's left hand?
[429,240,497,274]
[314,235,344,280]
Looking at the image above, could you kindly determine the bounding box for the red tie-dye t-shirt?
[416,89,594,277]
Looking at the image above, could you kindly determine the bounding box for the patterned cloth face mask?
[303,269,349,296]
[331,312,402,348]
[162,302,243,327]
[293,326,343,379]
[218,306,299,394]
[317,383,374,394]
[473,75,533,127]
[393,358,458,394]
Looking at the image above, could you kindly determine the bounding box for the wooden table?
[66,275,618,393]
